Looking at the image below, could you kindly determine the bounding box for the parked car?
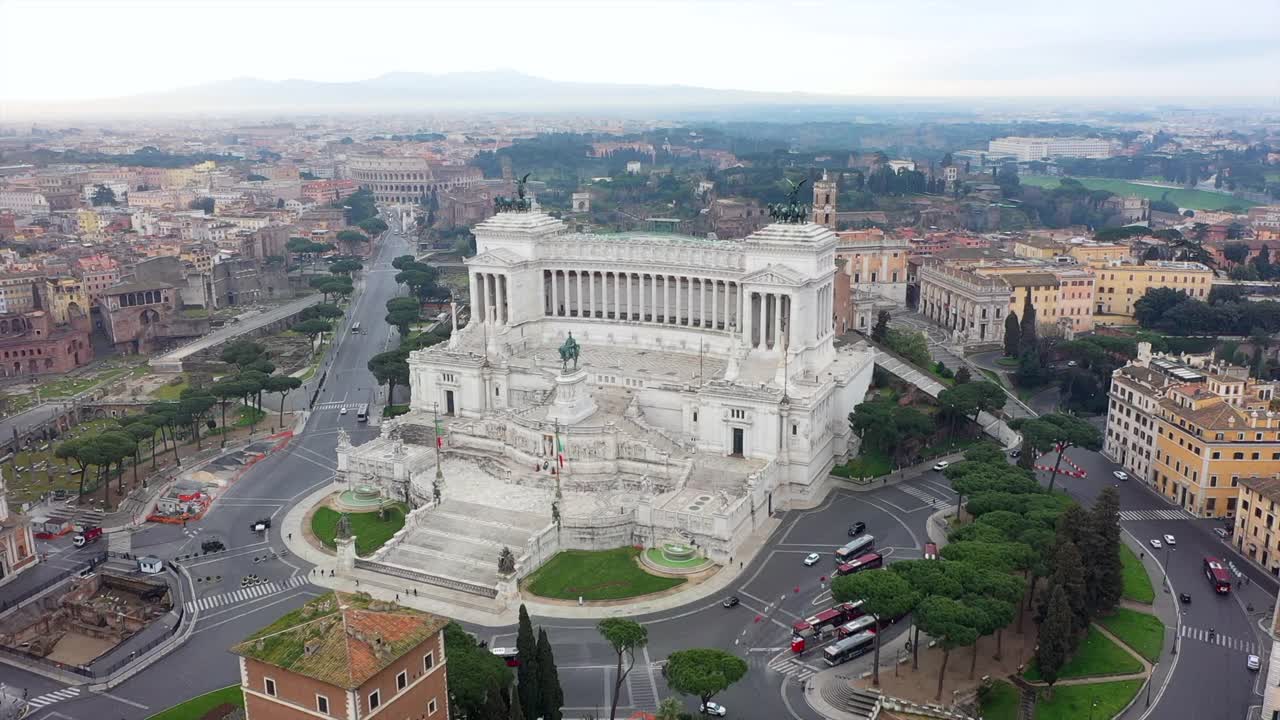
[1112,470,1129,481]
[1164,534,1176,546]
[1215,528,1230,539]
[803,553,821,566]
[932,460,950,472]
[1150,538,1162,549]
[1009,449,1021,458]
[700,702,728,717]
[848,521,867,537]
[1248,654,1261,671]
[340,407,348,415]
[722,596,740,609]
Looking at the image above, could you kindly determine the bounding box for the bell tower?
[811,170,837,229]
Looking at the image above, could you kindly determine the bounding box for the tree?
[1044,539,1089,639]
[654,697,683,720]
[1133,287,1190,328]
[90,184,117,206]
[358,217,389,236]
[190,196,215,214]
[1011,413,1102,492]
[954,366,972,384]
[664,649,747,712]
[534,628,563,720]
[1084,488,1124,616]
[1003,312,1021,358]
[597,619,648,720]
[146,402,182,467]
[177,388,216,451]
[55,438,92,497]
[221,340,268,370]
[1223,243,1251,265]
[516,605,538,720]
[301,303,345,322]
[336,229,368,252]
[386,296,422,337]
[831,569,919,686]
[914,596,982,700]
[368,348,411,401]
[1019,293,1037,355]
[294,318,333,346]
[124,420,157,488]
[329,259,363,276]
[1035,585,1073,689]
[211,379,245,447]
[443,622,513,720]
[264,375,303,427]
[507,686,524,720]
[870,310,890,343]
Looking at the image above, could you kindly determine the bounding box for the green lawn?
[383,404,410,418]
[980,368,1010,389]
[919,435,982,461]
[831,447,893,479]
[1034,679,1142,720]
[979,680,1021,720]
[1019,175,1258,211]
[526,547,685,601]
[995,357,1020,368]
[146,685,243,720]
[1024,625,1143,681]
[1098,608,1165,662]
[1120,544,1155,604]
[152,378,189,401]
[312,505,407,556]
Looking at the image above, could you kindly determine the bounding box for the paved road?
[1039,447,1273,720]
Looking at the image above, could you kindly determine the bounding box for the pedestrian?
[413,588,417,596]
[1140,551,1145,561]
[740,561,743,569]
[287,532,292,541]
[355,579,359,586]
[396,594,399,601]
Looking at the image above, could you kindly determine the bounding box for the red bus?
[1204,557,1231,594]
[791,601,864,652]
[836,615,877,638]
[835,552,884,576]
[923,543,938,560]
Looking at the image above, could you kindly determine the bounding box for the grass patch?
[919,435,981,461]
[312,505,407,556]
[1098,608,1164,662]
[526,547,685,601]
[145,685,243,720]
[980,368,1009,389]
[1120,544,1155,604]
[831,447,893,479]
[181,307,209,319]
[1034,679,1142,720]
[151,378,189,401]
[979,680,1020,720]
[1024,625,1143,681]
[995,357,1020,368]
[383,404,410,418]
[1020,175,1258,211]
[234,405,267,427]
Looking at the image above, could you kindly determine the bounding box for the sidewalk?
[1115,530,1180,720]
[279,481,786,625]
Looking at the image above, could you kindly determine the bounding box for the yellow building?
[1235,475,1280,573]
[977,266,1097,334]
[76,208,101,235]
[44,277,90,325]
[1093,259,1213,318]
[1154,382,1280,519]
[1067,243,1129,265]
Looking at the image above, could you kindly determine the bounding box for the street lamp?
[1163,543,1172,593]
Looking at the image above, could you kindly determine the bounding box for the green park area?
[145,686,243,720]
[643,547,707,570]
[1034,680,1143,720]
[1019,175,1258,212]
[978,680,1021,720]
[1024,625,1142,681]
[831,447,893,480]
[1120,544,1155,604]
[311,505,407,556]
[1097,608,1164,662]
[525,547,685,601]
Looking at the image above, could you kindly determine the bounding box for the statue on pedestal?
[336,512,352,540]
[498,546,516,575]
[558,333,581,373]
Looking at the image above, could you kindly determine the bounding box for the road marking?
[185,575,310,612]
[860,496,921,549]
[767,654,819,682]
[27,687,80,709]
[193,589,320,635]
[898,484,947,508]
[1180,624,1258,653]
[749,646,788,652]
[1119,509,1195,521]
[91,690,150,709]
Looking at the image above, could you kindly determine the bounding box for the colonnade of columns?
[743,291,790,351]
[471,272,509,325]
[544,270,742,333]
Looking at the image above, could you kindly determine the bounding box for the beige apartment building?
[1093,259,1213,318]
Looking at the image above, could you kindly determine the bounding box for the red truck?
[73,526,102,548]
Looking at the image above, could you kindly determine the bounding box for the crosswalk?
[314,401,362,411]
[1119,508,1193,522]
[107,529,131,555]
[28,686,81,709]
[767,654,820,683]
[184,575,310,612]
[899,484,949,508]
[1180,625,1259,654]
[627,669,659,710]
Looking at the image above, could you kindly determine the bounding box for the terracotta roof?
[1240,475,1280,502]
[1000,272,1061,288]
[232,591,448,689]
[1158,396,1247,430]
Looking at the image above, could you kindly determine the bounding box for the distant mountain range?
[16,70,869,117]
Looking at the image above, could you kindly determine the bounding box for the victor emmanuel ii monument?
[336,187,874,601]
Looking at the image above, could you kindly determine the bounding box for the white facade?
[0,190,51,217]
[987,136,1114,161]
[411,211,873,497]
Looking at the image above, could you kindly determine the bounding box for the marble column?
[470,272,481,321]
[496,274,506,325]
[551,270,559,316]
[710,280,718,330]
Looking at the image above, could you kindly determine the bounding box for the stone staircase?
[820,681,881,720]
[1011,676,1037,720]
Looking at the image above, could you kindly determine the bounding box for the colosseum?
[346,155,483,204]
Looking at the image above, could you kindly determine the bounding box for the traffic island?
[523,547,689,602]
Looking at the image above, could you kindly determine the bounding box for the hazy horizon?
[2,0,1278,107]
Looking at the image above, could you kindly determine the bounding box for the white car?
[1112,470,1129,481]
[700,702,728,717]
[340,407,348,415]
[1150,538,1162,549]
[1248,654,1261,671]
[932,461,950,472]
[803,553,821,566]
[1164,534,1176,546]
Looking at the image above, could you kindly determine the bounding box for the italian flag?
[435,419,445,448]
[557,436,566,468]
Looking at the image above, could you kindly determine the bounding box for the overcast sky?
[2,0,1278,102]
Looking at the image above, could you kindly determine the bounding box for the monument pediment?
[741,264,805,287]
[465,247,524,267]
